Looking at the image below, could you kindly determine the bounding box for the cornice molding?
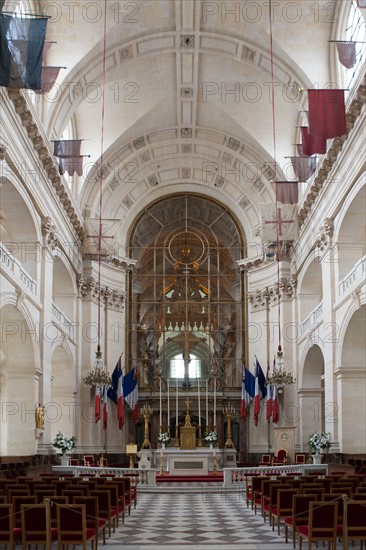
[6,88,84,240]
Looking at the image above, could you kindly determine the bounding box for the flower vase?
[60,454,70,466]
[209,442,213,449]
[312,450,322,464]
[162,443,166,449]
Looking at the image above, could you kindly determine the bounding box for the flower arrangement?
[157,432,170,444]
[52,431,76,455]
[308,431,331,451]
[204,431,218,443]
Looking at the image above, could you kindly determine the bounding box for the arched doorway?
[298,344,325,450]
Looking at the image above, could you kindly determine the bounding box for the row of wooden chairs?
[0,501,99,550]
[245,473,366,548]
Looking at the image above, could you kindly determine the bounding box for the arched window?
[128,194,245,390]
[343,0,366,90]
[170,354,201,379]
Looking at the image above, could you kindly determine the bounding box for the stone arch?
[298,344,325,451]
[297,258,323,322]
[0,304,38,456]
[334,180,365,282]
[48,344,76,443]
[0,178,40,282]
[336,305,366,454]
[52,251,76,327]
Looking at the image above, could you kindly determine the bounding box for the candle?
[206,379,208,428]
[167,378,170,427]
[176,377,178,425]
[198,377,201,425]
[213,377,216,428]
[159,377,162,429]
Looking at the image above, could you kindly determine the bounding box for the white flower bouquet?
[157,432,170,443]
[52,431,76,455]
[308,431,331,451]
[204,431,218,443]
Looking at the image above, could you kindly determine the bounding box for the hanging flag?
[266,384,273,422]
[103,384,108,430]
[123,367,139,423]
[107,356,122,404]
[275,181,299,204]
[265,364,272,422]
[0,14,48,89]
[253,358,267,427]
[272,384,279,423]
[301,127,327,156]
[308,89,346,139]
[52,140,84,177]
[289,157,317,182]
[240,366,254,420]
[95,385,101,423]
[34,66,63,94]
[42,41,55,62]
[335,42,357,69]
[260,203,299,242]
[296,143,308,158]
[117,364,124,430]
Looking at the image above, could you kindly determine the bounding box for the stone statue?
[35,403,45,428]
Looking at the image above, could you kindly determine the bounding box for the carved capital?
[41,216,58,250]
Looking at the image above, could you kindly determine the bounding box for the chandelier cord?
[97,0,108,356]
[268,0,282,354]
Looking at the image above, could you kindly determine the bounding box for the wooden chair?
[0,503,21,550]
[272,449,288,465]
[295,454,306,464]
[83,455,95,467]
[69,458,79,466]
[248,476,269,510]
[21,502,57,549]
[270,488,299,535]
[298,501,338,550]
[12,495,37,528]
[56,504,96,550]
[284,493,319,548]
[259,454,271,467]
[48,496,69,528]
[262,483,283,524]
[89,490,116,537]
[73,496,107,550]
[337,499,366,546]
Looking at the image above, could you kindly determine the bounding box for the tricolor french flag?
[95,385,101,423]
[117,366,124,430]
[123,367,139,423]
[254,358,267,427]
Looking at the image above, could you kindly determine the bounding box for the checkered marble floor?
[98,489,364,550]
[105,490,294,549]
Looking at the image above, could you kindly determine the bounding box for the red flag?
[335,42,357,69]
[301,127,327,156]
[272,384,279,424]
[275,181,298,204]
[95,385,101,423]
[240,366,247,421]
[308,89,346,139]
[265,364,272,422]
[103,385,108,430]
[117,365,124,430]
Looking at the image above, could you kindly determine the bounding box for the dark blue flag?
[0,14,47,89]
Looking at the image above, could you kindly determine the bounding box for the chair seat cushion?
[298,526,335,538]
[13,527,22,540]
[98,518,106,528]
[284,516,293,526]
[51,527,58,539]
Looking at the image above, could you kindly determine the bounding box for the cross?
[265,207,294,237]
[184,397,191,413]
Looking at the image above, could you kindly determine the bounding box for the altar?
[152,447,223,474]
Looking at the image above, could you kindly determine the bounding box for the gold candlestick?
[159,450,164,475]
[198,425,203,447]
[224,404,235,448]
[213,448,217,476]
[141,403,152,449]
